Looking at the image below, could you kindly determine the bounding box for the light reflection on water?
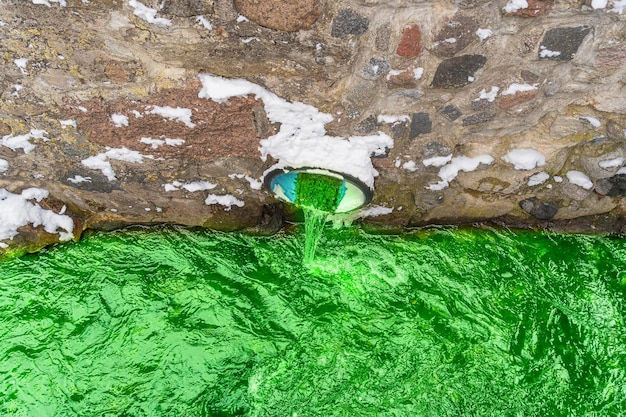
[0,226,625,416]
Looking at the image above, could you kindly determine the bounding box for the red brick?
[396,24,423,58]
[499,89,538,109]
[503,0,554,17]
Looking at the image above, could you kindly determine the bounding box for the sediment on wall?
[1,0,626,254]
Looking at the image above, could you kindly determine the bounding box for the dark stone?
[409,113,432,139]
[361,56,390,80]
[520,70,540,83]
[471,98,493,111]
[375,23,391,51]
[462,112,495,126]
[395,89,423,100]
[431,55,487,88]
[595,175,626,197]
[62,169,121,193]
[390,122,409,140]
[539,26,591,61]
[331,9,369,38]
[354,115,380,134]
[161,0,214,17]
[440,104,462,121]
[431,16,478,57]
[423,141,452,158]
[519,198,559,220]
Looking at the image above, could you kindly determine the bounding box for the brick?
[396,24,423,57]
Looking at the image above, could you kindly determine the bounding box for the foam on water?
[0,226,625,416]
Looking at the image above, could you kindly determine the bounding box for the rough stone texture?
[519,198,559,220]
[430,16,478,58]
[1,0,626,254]
[431,55,487,88]
[503,0,555,17]
[233,0,321,32]
[331,8,368,38]
[396,24,423,58]
[539,26,592,61]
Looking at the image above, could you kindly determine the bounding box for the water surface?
[1,226,625,416]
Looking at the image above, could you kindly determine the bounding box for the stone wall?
[1,0,626,254]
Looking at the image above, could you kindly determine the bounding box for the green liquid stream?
[1,226,625,416]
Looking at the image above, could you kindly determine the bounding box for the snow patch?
[197,74,393,189]
[32,0,67,5]
[0,188,74,245]
[14,58,29,74]
[81,147,149,181]
[377,115,410,124]
[501,83,538,96]
[228,174,263,190]
[67,175,92,184]
[205,194,245,210]
[618,167,626,175]
[423,154,453,167]
[527,172,550,186]
[591,0,608,8]
[1,129,47,154]
[236,15,249,23]
[608,0,626,13]
[0,159,8,173]
[476,86,499,102]
[196,16,212,30]
[502,148,546,170]
[128,0,171,26]
[140,137,185,149]
[426,155,494,190]
[359,205,393,217]
[539,46,561,58]
[599,157,625,169]
[566,170,593,189]
[476,28,493,41]
[402,160,418,172]
[147,106,195,128]
[60,119,76,129]
[413,67,424,80]
[163,181,216,192]
[503,0,528,13]
[111,113,129,127]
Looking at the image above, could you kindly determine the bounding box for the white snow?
[503,0,528,13]
[580,116,601,128]
[81,147,148,181]
[359,205,393,217]
[566,170,594,189]
[196,16,212,30]
[609,0,626,13]
[501,83,538,96]
[426,154,494,190]
[131,110,142,118]
[0,21,6,27]
[413,67,424,80]
[242,37,259,44]
[599,157,625,169]
[618,167,626,174]
[377,115,410,124]
[591,0,608,8]
[205,194,245,211]
[236,15,249,23]
[163,181,217,192]
[198,74,393,189]
[476,28,493,41]
[444,38,457,44]
[0,188,74,245]
[67,175,92,183]
[146,106,195,128]
[0,159,8,173]
[423,154,453,167]
[502,148,546,170]
[476,86,499,102]
[32,0,67,6]
[60,119,76,129]
[111,113,129,127]
[14,58,29,74]
[128,0,171,26]
[539,46,561,58]
[228,173,263,190]
[1,129,47,154]
[140,137,185,149]
[402,160,418,172]
[554,176,563,183]
[527,172,550,186]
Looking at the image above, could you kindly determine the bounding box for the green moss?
[294,173,343,213]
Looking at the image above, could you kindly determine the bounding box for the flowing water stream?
[0,225,625,416]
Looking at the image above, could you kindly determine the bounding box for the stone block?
[503,0,554,17]
[462,111,495,126]
[440,104,463,121]
[354,115,380,134]
[539,26,591,61]
[471,98,492,111]
[233,0,321,32]
[519,198,558,220]
[375,23,391,52]
[396,24,423,57]
[430,16,478,58]
[409,113,432,139]
[596,175,626,197]
[499,89,538,109]
[361,56,390,80]
[331,8,369,38]
[431,55,487,88]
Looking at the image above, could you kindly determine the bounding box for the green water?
[1,226,625,416]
